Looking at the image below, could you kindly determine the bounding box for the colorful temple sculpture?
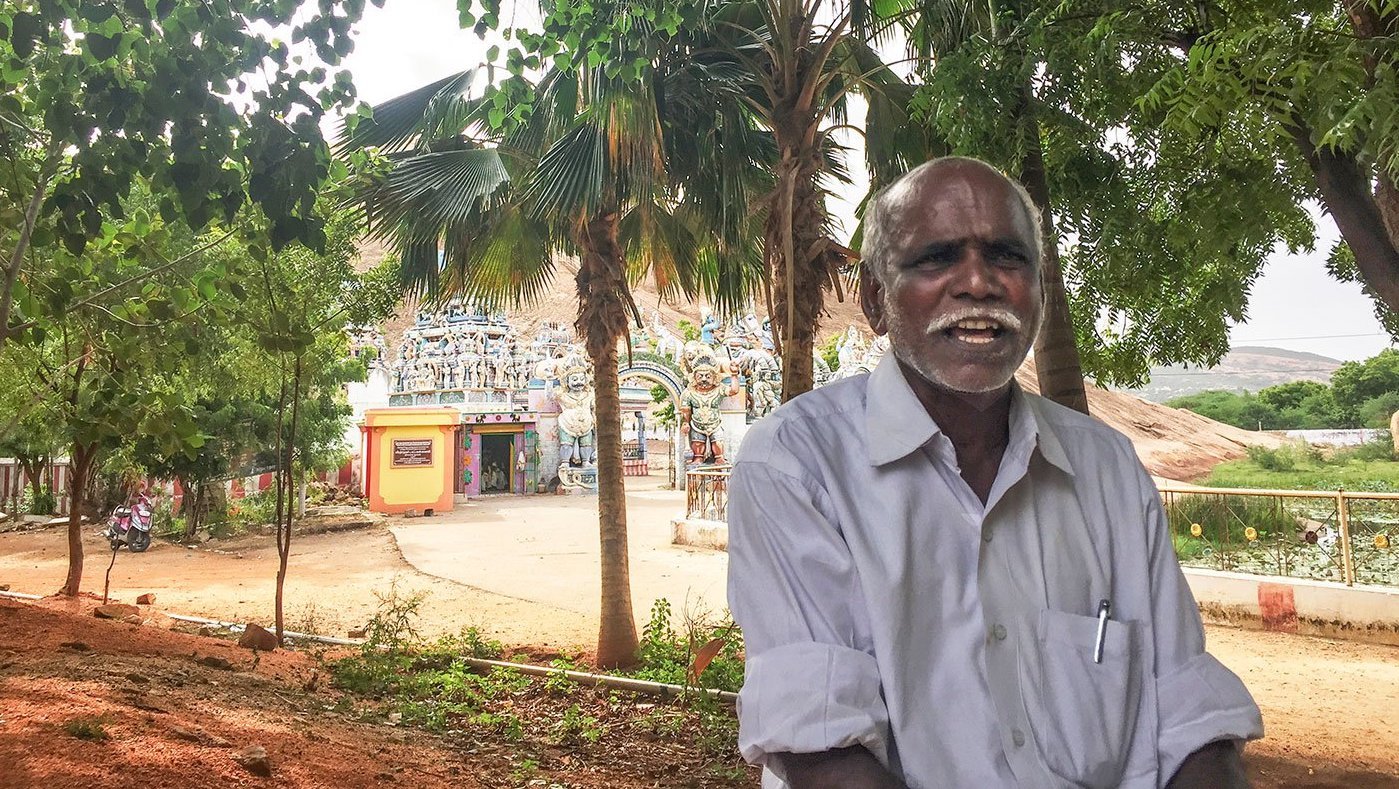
[346,297,888,511]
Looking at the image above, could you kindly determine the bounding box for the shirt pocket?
[1018,608,1142,789]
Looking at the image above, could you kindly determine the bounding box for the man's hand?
[1166,740,1250,789]
[777,745,907,789]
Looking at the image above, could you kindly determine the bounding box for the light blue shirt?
[727,353,1262,789]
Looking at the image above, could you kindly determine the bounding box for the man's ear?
[859,261,888,335]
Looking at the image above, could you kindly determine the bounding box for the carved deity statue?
[554,354,597,468]
[679,342,738,465]
[751,375,779,420]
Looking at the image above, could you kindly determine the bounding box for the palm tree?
[340,54,765,667]
[694,0,941,400]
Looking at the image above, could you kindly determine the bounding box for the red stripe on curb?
[1258,582,1299,633]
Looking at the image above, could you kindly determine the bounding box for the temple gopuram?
[346,300,888,514]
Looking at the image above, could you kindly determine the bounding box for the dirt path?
[2,504,1397,786]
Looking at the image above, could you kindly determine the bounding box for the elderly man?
[726,157,1261,789]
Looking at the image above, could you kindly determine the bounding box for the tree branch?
[1286,114,1399,314]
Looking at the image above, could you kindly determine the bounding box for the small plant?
[632,598,745,693]
[62,716,110,741]
[544,657,578,696]
[553,703,602,745]
[364,583,425,655]
[458,626,504,660]
[469,710,524,741]
[509,757,541,785]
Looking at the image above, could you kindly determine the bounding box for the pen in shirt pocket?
[1093,598,1111,664]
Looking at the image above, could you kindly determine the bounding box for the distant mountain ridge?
[1129,346,1343,403]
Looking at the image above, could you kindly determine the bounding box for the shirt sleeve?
[726,459,891,775]
[1138,466,1264,785]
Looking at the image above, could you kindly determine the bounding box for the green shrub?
[631,598,745,693]
[1343,435,1397,462]
[224,489,276,535]
[1245,444,1298,471]
[28,488,55,515]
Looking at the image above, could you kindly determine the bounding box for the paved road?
[391,478,734,623]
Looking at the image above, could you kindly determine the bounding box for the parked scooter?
[104,491,153,552]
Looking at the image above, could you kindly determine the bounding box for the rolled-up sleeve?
[727,458,890,773]
[1139,471,1264,784]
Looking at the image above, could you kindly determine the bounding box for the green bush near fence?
[1164,494,1302,562]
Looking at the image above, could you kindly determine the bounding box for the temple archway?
[618,361,687,488]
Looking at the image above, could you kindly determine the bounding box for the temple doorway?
[479,433,514,494]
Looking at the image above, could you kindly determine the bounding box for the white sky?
[334,0,1394,363]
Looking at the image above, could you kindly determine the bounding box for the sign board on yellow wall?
[391,438,434,467]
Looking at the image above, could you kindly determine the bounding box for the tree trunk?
[60,445,95,597]
[1286,119,1399,316]
[1017,85,1090,414]
[768,152,832,401]
[575,209,639,669]
[275,355,304,644]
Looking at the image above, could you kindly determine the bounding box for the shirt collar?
[863,352,1075,476]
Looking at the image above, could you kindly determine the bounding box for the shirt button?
[1012,728,1026,748]
[982,532,993,543]
[992,624,1007,641]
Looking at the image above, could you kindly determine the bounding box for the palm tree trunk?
[1017,87,1089,414]
[575,209,639,669]
[769,153,830,401]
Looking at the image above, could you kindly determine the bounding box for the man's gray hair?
[860,156,1043,285]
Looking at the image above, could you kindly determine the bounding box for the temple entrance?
[617,363,686,489]
[479,433,514,494]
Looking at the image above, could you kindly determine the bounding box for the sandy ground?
[2,478,1397,785]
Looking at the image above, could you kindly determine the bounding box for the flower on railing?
[1190,523,1203,538]
[1377,534,1391,550]
[1244,527,1258,543]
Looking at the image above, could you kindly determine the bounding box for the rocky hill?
[1130,346,1343,403]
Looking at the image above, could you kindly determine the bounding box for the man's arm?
[727,455,893,782]
[1166,740,1249,789]
[778,746,908,789]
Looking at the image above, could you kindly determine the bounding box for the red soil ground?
[2,595,1397,788]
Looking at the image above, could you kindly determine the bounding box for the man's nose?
[952,251,1003,299]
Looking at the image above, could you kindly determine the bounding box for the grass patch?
[326,590,755,786]
[1204,444,1399,492]
[62,716,110,741]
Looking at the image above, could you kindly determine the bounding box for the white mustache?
[924,308,1024,336]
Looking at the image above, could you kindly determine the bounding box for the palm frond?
[620,198,701,302]
[361,147,512,242]
[525,122,607,219]
[336,69,482,155]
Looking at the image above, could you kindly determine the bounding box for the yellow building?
[361,408,459,515]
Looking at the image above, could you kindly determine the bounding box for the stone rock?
[59,641,90,652]
[121,614,144,625]
[171,725,203,742]
[94,603,140,620]
[126,672,149,684]
[238,623,279,652]
[0,584,10,591]
[136,593,156,605]
[198,655,234,670]
[233,745,272,777]
[348,628,367,639]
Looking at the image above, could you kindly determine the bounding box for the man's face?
[861,162,1043,395]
